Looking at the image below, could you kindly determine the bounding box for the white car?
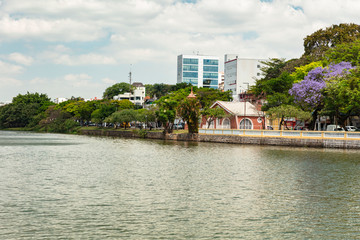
[345,126,358,131]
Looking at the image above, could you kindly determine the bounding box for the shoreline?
[79,129,360,149]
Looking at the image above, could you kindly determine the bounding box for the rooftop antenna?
[129,64,132,86]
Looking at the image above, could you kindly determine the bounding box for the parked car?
[173,123,185,129]
[345,126,358,131]
[326,125,344,131]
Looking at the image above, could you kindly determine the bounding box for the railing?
[198,128,360,140]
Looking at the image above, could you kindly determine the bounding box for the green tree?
[303,23,360,60]
[195,88,232,108]
[322,69,360,128]
[103,82,131,99]
[109,109,137,129]
[201,107,229,129]
[266,105,311,130]
[324,40,360,66]
[177,97,201,133]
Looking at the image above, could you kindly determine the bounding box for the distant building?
[224,54,266,101]
[113,82,146,107]
[54,98,68,104]
[177,54,219,89]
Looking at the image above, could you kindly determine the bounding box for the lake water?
[1,130,360,239]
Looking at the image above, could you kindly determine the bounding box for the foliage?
[266,105,311,130]
[324,40,360,66]
[201,107,229,129]
[177,98,201,133]
[195,88,232,108]
[103,82,131,99]
[289,62,355,129]
[116,99,135,110]
[0,92,54,128]
[322,68,360,127]
[145,83,193,99]
[303,23,360,60]
[290,61,323,83]
[109,109,137,129]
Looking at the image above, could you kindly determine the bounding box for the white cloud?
[8,52,33,66]
[0,76,22,87]
[101,78,117,84]
[64,73,93,87]
[0,60,23,75]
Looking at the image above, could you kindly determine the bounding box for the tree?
[177,98,201,133]
[303,23,360,60]
[195,88,232,108]
[266,105,311,130]
[289,62,355,129]
[324,40,360,66]
[116,99,135,110]
[201,107,229,129]
[0,92,54,128]
[103,82,131,99]
[322,68,360,128]
[109,109,137,129]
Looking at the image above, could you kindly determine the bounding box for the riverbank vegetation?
[0,85,231,134]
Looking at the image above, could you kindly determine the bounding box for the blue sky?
[0,0,359,102]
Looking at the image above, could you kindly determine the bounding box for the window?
[183,78,198,85]
[203,72,218,79]
[222,118,230,129]
[183,58,198,64]
[257,64,260,68]
[136,96,141,100]
[257,73,260,76]
[239,118,253,129]
[183,72,198,78]
[203,66,218,72]
[203,59,218,65]
[203,79,218,85]
[183,65,198,71]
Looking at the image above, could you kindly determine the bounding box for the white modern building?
[224,54,266,100]
[113,82,146,107]
[177,54,220,89]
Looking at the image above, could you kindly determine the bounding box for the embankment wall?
[79,129,360,149]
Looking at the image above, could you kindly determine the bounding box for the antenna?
[129,64,132,86]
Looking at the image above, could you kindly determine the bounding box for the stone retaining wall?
[80,129,360,149]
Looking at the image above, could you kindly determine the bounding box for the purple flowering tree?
[289,61,354,129]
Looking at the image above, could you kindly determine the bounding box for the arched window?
[239,118,253,129]
[216,118,221,129]
[222,118,230,129]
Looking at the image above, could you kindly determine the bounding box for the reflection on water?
[0,131,360,239]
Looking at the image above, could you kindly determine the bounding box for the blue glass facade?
[203,58,218,89]
[178,55,219,89]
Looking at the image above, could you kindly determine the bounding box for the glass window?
[183,65,198,71]
[239,118,253,129]
[203,86,218,89]
[203,79,218,85]
[136,96,141,100]
[183,78,198,85]
[203,66,218,72]
[203,59,218,65]
[183,72,198,78]
[222,118,230,129]
[183,58,198,64]
[203,72,218,79]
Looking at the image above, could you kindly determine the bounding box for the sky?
[0,0,359,102]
